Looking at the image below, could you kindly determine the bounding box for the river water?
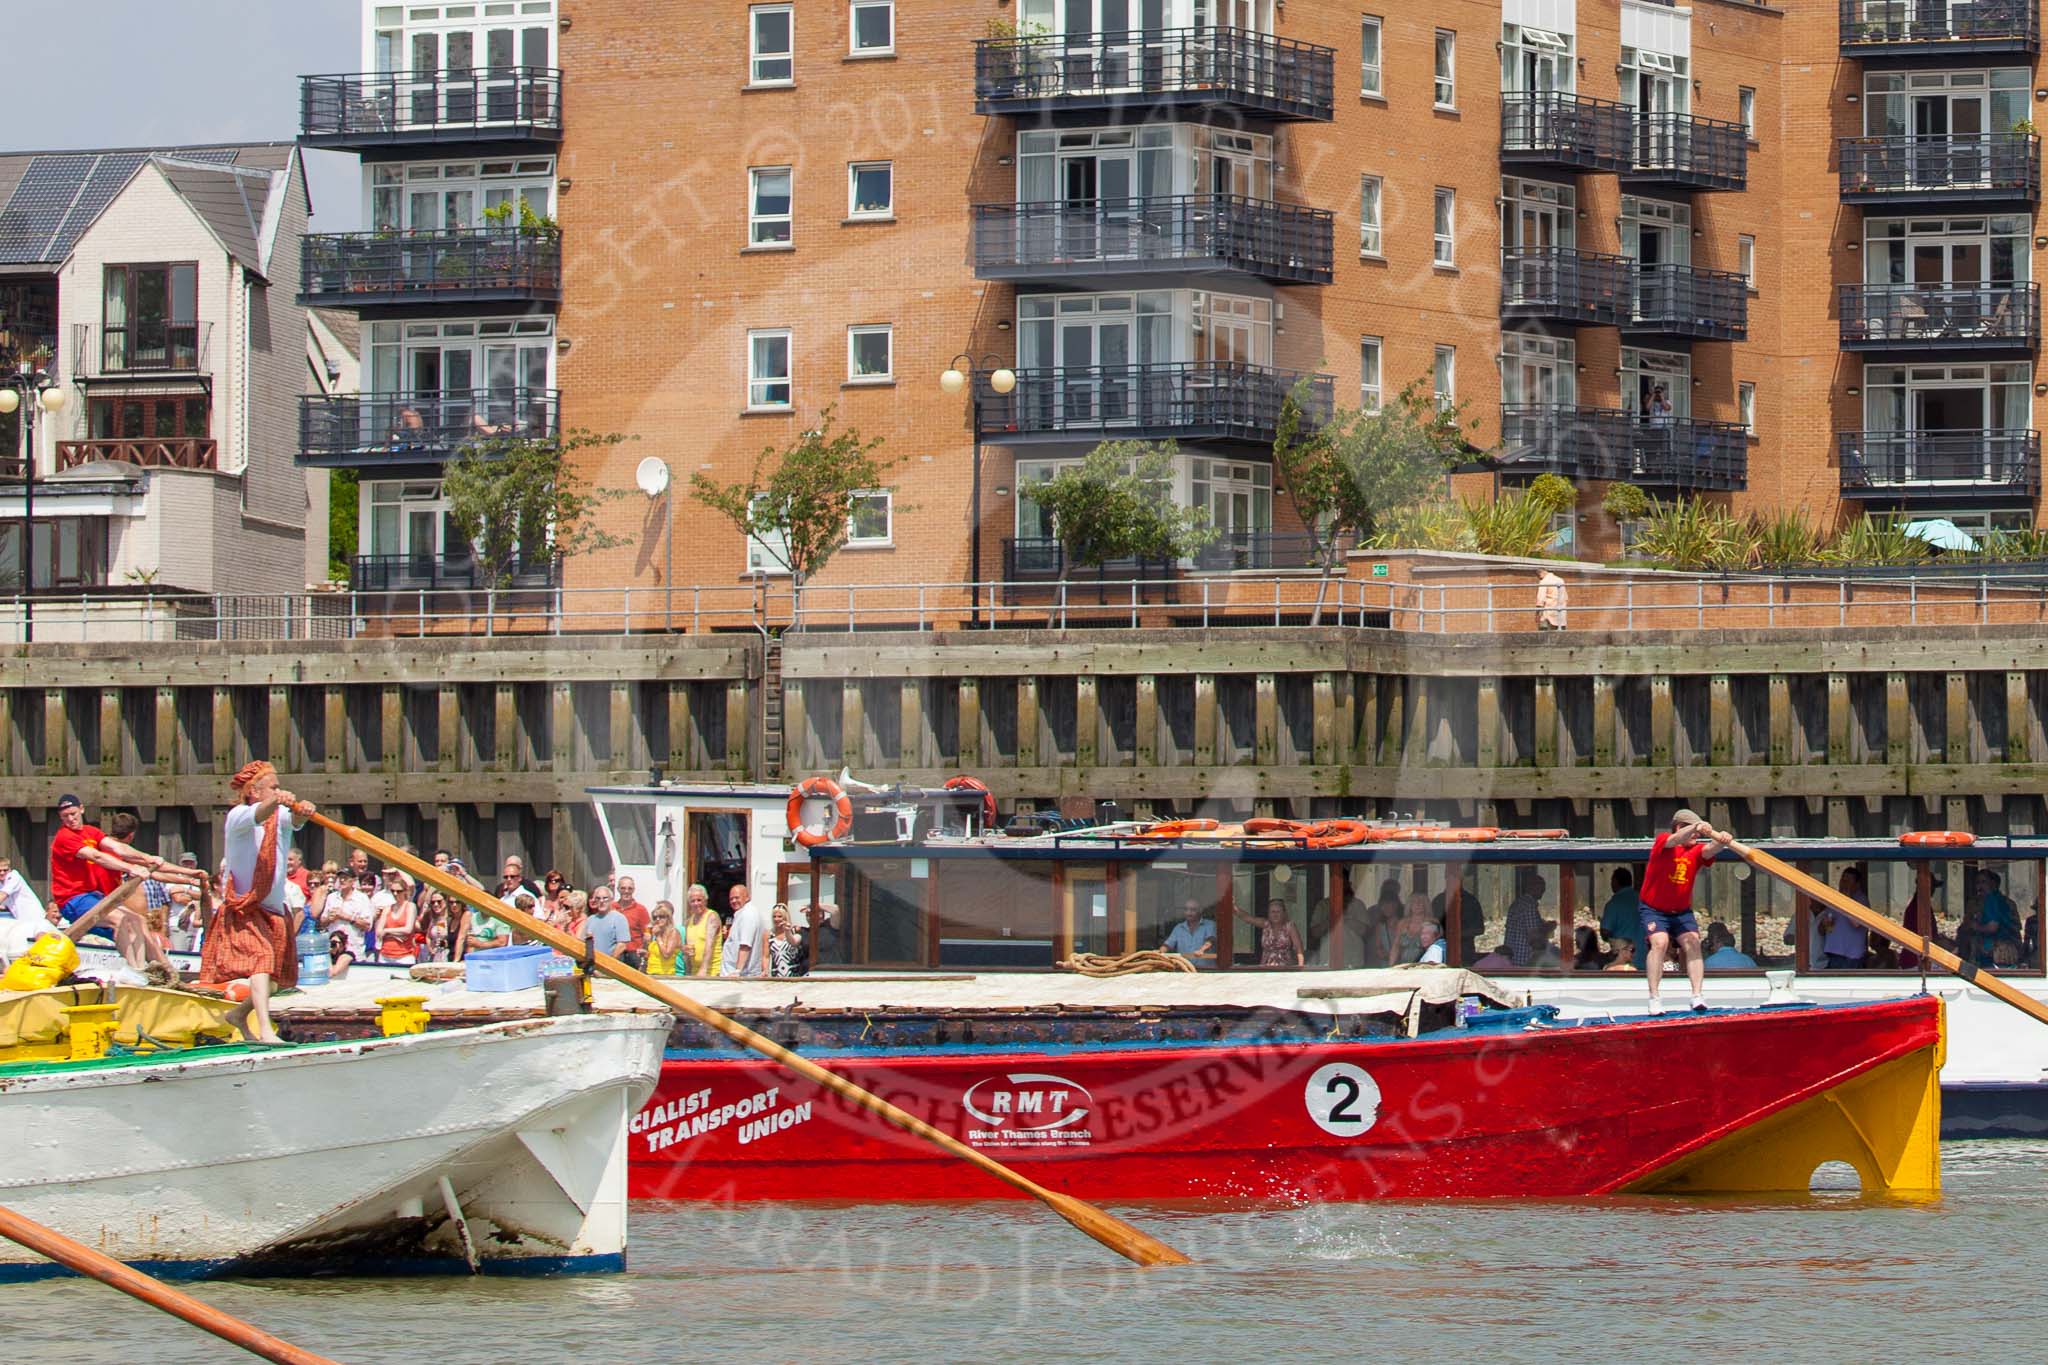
[10,1142,2044,1362]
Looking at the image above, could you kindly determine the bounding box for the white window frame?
[1739,86,1757,139]
[846,489,893,547]
[1433,188,1455,266]
[1359,175,1383,256]
[1360,15,1383,98]
[1738,381,1756,435]
[747,328,793,410]
[849,0,894,55]
[1739,234,1756,288]
[750,4,794,86]
[847,324,893,383]
[848,161,894,219]
[1433,344,1456,408]
[1433,30,1456,109]
[749,166,793,247]
[1360,336,1383,412]
[745,492,792,576]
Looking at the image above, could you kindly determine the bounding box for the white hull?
[0,1011,668,1279]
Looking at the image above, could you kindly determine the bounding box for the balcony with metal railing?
[1627,263,1750,340]
[971,196,1333,285]
[1500,404,1749,490]
[350,551,561,594]
[1839,281,2039,349]
[1838,429,2042,501]
[1626,113,1749,191]
[973,28,1335,122]
[1839,0,2039,56]
[1001,538,1178,586]
[1499,248,1631,327]
[71,321,213,377]
[1839,133,2040,203]
[299,67,563,148]
[299,229,562,308]
[975,363,1332,446]
[1500,93,1634,173]
[298,388,559,467]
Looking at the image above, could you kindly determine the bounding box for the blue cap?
[56,794,82,810]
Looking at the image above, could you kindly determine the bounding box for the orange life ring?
[1419,827,1500,844]
[1130,818,1222,840]
[944,775,998,828]
[1242,818,1305,836]
[1497,828,1570,840]
[1900,830,1974,847]
[1303,819,1370,849]
[787,776,854,847]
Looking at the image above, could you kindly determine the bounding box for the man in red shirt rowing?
[1640,807,1735,1015]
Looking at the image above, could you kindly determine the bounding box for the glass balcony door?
[1914,89,1985,185]
[1060,152,1136,260]
[1058,312,1134,425]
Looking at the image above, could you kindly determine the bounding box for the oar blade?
[1041,1191,1193,1267]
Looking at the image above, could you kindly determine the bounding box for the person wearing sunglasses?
[646,901,683,975]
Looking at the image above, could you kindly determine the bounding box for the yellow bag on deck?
[0,934,80,993]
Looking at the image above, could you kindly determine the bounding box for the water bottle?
[297,923,330,987]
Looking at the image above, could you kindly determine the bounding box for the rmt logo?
[961,1072,1092,1133]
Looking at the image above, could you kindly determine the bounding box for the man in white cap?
[1639,808,1734,1015]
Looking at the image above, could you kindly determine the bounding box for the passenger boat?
[588,780,2048,1137]
[0,990,668,1280]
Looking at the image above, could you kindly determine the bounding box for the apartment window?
[1359,176,1383,256]
[848,324,893,382]
[1739,381,1756,435]
[848,161,893,218]
[750,4,794,84]
[847,490,893,546]
[89,394,210,441]
[748,329,793,409]
[1739,86,1757,139]
[102,263,199,371]
[749,167,793,246]
[1360,336,1383,411]
[1739,234,1756,288]
[745,493,791,575]
[1360,15,1383,97]
[1433,344,1456,408]
[1432,188,1454,266]
[850,1,894,54]
[1433,30,1456,108]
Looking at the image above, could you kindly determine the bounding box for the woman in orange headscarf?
[200,760,317,1044]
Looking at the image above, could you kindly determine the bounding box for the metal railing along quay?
[971,196,1333,285]
[1838,281,2039,348]
[9,570,2048,643]
[299,67,563,144]
[299,229,563,305]
[973,26,1335,121]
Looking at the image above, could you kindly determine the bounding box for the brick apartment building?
[305,1,2048,606]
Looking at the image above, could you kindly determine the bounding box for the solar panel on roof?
[0,154,93,265]
[43,152,145,261]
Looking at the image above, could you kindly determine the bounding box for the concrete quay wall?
[2,623,2043,882]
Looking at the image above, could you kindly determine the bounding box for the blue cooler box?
[465,943,553,992]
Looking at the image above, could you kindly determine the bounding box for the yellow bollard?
[373,995,432,1038]
[62,1003,122,1060]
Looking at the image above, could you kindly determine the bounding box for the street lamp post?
[0,359,68,644]
[940,354,1015,628]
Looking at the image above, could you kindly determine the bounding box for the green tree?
[327,467,358,582]
[1029,439,1216,571]
[441,429,630,588]
[1270,377,1465,622]
[690,407,899,626]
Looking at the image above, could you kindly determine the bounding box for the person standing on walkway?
[203,762,314,1044]
[1536,570,1568,631]
[1639,808,1734,1015]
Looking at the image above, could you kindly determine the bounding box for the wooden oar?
[1734,840,2048,1029]
[305,810,1192,1268]
[0,1201,336,1365]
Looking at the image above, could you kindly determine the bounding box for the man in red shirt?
[49,794,162,972]
[1640,807,1735,1015]
[613,874,652,972]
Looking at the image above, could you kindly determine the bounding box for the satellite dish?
[635,456,671,497]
